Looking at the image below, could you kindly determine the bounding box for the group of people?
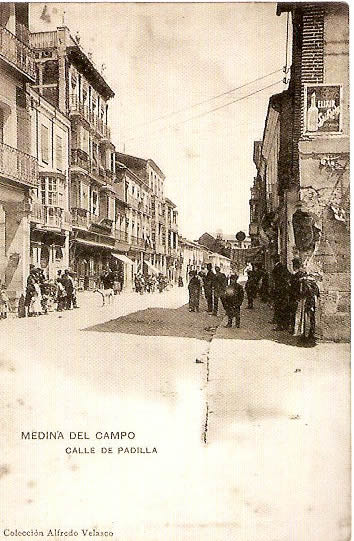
[188,264,245,328]
[134,273,169,295]
[187,258,320,341]
[22,266,79,317]
[244,257,320,341]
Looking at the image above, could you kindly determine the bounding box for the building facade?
[30,26,127,290]
[250,3,350,340]
[28,87,71,278]
[0,13,181,302]
[0,2,37,307]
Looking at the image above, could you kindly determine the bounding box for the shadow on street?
[84,297,224,341]
[84,294,313,348]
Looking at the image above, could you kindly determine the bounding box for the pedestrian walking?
[203,263,215,313]
[188,270,201,312]
[212,266,227,316]
[223,274,244,328]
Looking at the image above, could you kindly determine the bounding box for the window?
[41,124,49,164]
[91,190,99,215]
[40,176,59,206]
[55,135,63,171]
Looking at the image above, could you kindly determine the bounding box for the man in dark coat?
[203,263,214,313]
[223,274,244,328]
[288,258,306,334]
[212,266,227,316]
[272,262,291,330]
[245,268,258,309]
[188,271,201,312]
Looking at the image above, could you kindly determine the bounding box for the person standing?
[203,263,215,313]
[188,271,201,312]
[288,258,306,334]
[63,269,75,310]
[31,278,43,316]
[223,274,244,328]
[212,266,227,316]
[245,268,258,309]
[272,263,291,331]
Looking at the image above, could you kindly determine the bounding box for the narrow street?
[0,287,350,540]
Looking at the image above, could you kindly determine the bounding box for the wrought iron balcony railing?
[0,26,36,81]
[69,95,111,139]
[0,142,38,187]
[30,203,70,230]
[71,207,89,229]
[71,148,90,172]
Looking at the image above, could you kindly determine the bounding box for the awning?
[74,238,115,250]
[112,253,135,265]
[144,260,159,274]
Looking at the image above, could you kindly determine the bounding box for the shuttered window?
[56,135,63,171]
[41,124,49,164]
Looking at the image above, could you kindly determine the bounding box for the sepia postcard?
[0,2,350,540]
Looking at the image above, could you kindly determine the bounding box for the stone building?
[165,197,179,282]
[29,26,123,290]
[250,3,350,340]
[28,87,71,278]
[0,2,37,307]
[115,152,179,278]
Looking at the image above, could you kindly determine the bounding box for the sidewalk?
[205,297,350,540]
[0,286,189,334]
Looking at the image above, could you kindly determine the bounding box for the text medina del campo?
[21,431,136,440]
[21,431,158,455]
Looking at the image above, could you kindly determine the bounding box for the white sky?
[30,2,288,240]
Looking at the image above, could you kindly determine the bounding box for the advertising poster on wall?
[304,84,342,135]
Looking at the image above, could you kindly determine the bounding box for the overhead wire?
[124,68,283,139]
[123,77,283,146]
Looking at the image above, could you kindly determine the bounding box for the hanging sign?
[304,84,342,135]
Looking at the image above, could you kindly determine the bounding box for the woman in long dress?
[30,279,43,316]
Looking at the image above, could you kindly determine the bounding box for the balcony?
[71,208,89,229]
[130,235,146,249]
[30,203,69,231]
[0,26,36,82]
[30,201,44,223]
[71,148,90,172]
[0,142,38,187]
[30,31,58,50]
[69,95,111,140]
[44,206,63,229]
